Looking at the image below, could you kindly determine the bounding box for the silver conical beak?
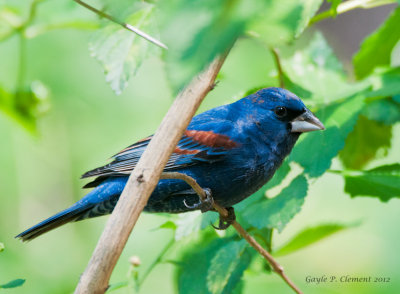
[291,109,325,133]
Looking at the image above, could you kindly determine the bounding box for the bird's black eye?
[274,106,287,118]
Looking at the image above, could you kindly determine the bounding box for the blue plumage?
[17,87,324,241]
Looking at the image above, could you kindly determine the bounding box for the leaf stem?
[16,33,27,90]
[309,0,397,25]
[270,48,285,88]
[73,0,168,50]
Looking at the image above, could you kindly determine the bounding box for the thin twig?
[160,172,303,294]
[74,54,228,294]
[73,0,168,50]
[270,47,285,89]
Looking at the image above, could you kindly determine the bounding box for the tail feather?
[16,205,91,242]
[16,177,128,242]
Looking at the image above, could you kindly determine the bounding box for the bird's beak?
[290,109,325,133]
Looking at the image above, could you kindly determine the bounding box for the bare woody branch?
[73,0,168,49]
[74,55,227,294]
[161,172,303,294]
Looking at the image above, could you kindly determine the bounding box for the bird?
[16,87,324,241]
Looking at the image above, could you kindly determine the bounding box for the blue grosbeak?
[17,87,324,241]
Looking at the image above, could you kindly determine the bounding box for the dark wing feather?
[81,130,240,187]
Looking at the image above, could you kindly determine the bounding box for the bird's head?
[245,87,324,135]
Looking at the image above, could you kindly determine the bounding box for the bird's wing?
[81,129,240,187]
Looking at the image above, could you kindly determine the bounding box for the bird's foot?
[183,188,214,213]
[212,207,236,230]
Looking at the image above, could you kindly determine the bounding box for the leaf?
[282,72,312,99]
[339,115,391,169]
[343,164,400,201]
[353,7,400,79]
[243,175,308,232]
[89,2,160,95]
[160,0,256,92]
[282,32,352,103]
[248,2,303,46]
[207,240,250,294]
[363,98,400,125]
[290,95,365,177]
[0,279,25,289]
[295,0,324,37]
[175,233,227,294]
[365,67,400,98]
[158,220,177,231]
[274,223,352,256]
[0,81,50,132]
[249,0,323,45]
[0,242,4,252]
[162,0,280,93]
[328,0,342,17]
[175,211,218,240]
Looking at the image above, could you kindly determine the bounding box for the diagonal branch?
[160,172,303,294]
[74,54,228,294]
[73,0,168,49]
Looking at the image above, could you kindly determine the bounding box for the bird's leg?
[183,188,214,213]
[212,207,236,230]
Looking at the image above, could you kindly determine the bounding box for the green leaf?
[175,233,227,294]
[282,32,351,103]
[343,164,400,201]
[0,81,50,132]
[365,67,400,98]
[175,211,218,240]
[160,0,255,92]
[339,115,391,169]
[207,239,250,294]
[274,223,352,256]
[295,0,323,37]
[290,95,365,177]
[248,2,303,46]
[243,175,308,232]
[0,242,4,252]
[363,98,400,125]
[282,73,312,99]
[158,220,177,231]
[353,7,400,79]
[249,0,323,45]
[0,279,25,289]
[328,0,342,17]
[89,2,160,95]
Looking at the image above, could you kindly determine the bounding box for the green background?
[0,2,399,294]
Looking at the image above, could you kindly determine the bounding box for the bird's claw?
[183,188,214,213]
[212,207,236,230]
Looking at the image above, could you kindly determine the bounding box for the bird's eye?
[274,106,287,118]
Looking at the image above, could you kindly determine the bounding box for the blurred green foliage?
[0,243,25,289]
[1,0,400,293]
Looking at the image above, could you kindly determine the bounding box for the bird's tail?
[16,177,127,242]
[15,203,92,242]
